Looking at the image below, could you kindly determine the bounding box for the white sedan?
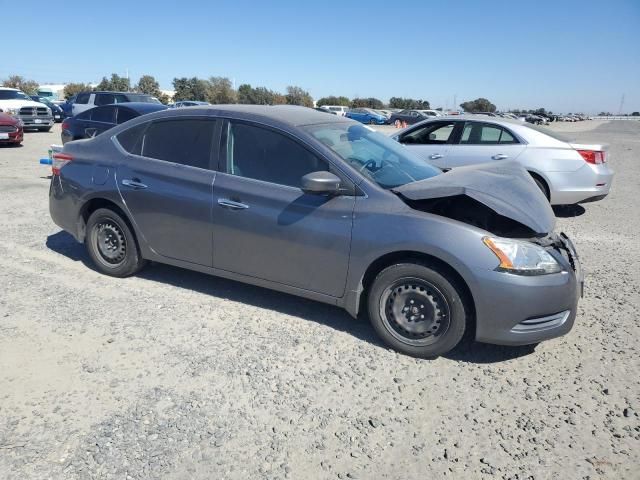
[391,115,614,205]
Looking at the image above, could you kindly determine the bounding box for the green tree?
[2,75,39,95]
[351,97,384,109]
[316,95,350,106]
[206,77,236,104]
[388,97,430,109]
[96,73,130,92]
[172,77,209,102]
[238,84,286,105]
[285,86,314,107]
[134,75,169,104]
[459,98,496,113]
[63,82,93,100]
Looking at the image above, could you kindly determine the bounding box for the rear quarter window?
[116,123,147,156]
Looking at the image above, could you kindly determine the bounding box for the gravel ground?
[0,120,638,479]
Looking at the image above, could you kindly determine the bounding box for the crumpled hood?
[392,161,556,235]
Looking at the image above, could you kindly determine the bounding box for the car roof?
[110,102,168,113]
[76,91,154,96]
[145,105,352,127]
[419,114,523,126]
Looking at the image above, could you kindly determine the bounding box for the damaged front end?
[393,161,556,238]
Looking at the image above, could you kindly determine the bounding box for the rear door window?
[460,122,520,145]
[141,119,216,170]
[91,106,116,123]
[94,93,115,106]
[116,107,137,124]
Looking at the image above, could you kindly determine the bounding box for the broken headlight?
[483,237,562,275]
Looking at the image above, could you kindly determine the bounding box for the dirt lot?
[1,120,639,479]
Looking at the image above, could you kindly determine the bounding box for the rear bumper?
[473,234,583,346]
[548,163,614,205]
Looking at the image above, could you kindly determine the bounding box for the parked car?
[61,102,168,144]
[48,105,582,358]
[59,95,75,118]
[0,87,54,131]
[313,107,336,114]
[389,109,438,127]
[173,101,211,108]
[392,116,614,204]
[345,108,388,125]
[72,91,162,116]
[319,105,349,116]
[0,112,24,146]
[30,96,64,122]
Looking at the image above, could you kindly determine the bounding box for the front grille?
[0,125,17,133]
[18,107,50,116]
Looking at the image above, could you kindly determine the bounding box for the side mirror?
[301,171,341,195]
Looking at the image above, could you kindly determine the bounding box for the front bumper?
[474,233,583,346]
[19,115,54,128]
[0,127,23,144]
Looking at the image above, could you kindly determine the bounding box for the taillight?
[52,152,73,175]
[61,121,69,130]
[577,150,606,164]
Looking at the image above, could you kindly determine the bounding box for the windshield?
[0,90,32,101]
[303,123,441,189]
[126,94,161,104]
[35,97,53,106]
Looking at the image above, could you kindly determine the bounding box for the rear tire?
[369,118,377,125]
[85,208,147,277]
[530,173,550,201]
[367,262,468,358]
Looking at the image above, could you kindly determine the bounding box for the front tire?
[86,208,147,277]
[368,262,468,358]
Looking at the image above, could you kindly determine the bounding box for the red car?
[0,112,24,145]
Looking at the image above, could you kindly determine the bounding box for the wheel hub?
[96,221,126,264]
[380,279,451,346]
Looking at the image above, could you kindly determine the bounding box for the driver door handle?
[218,198,249,210]
[492,154,509,160]
[429,154,443,159]
[121,179,148,189]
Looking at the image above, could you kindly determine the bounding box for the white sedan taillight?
[577,150,606,164]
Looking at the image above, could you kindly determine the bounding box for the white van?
[319,105,349,116]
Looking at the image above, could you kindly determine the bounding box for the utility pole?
[618,93,625,115]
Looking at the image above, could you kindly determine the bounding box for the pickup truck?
[0,87,54,131]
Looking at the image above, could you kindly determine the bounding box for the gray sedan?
[48,106,582,358]
[392,116,614,204]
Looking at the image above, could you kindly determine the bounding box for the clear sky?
[2,0,639,114]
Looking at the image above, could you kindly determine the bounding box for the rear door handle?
[217,198,249,210]
[429,154,443,159]
[121,179,148,189]
[492,154,509,160]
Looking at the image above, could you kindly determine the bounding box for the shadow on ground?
[553,204,586,218]
[47,230,536,365]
